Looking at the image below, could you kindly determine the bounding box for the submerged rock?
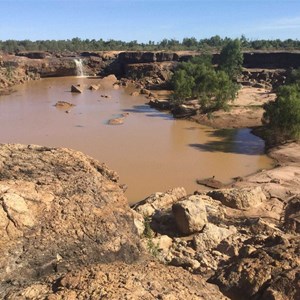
[196,177,224,189]
[54,101,75,110]
[107,117,125,125]
[130,91,139,96]
[89,84,100,90]
[71,84,82,93]
[107,113,130,125]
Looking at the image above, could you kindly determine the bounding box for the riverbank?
[148,85,276,129]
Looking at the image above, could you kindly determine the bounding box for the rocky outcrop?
[132,155,300,298]
[118,51,179,64]
[240,69,287,89]
[0,144,142,296]
[132,191,233,272]
[0,145,230,299]
[148,99,171,110]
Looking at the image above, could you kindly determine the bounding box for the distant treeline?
[1,36,300,53]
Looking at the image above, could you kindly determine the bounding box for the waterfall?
[74,59,84,77]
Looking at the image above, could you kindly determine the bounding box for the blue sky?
[1,0,300,42]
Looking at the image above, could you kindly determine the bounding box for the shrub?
[263,84,300,140]
[218,39,243,79]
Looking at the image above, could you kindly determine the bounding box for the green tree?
[218,39,243,79]
[196,70,238,112]
[263,84,300,140]
[171,54,238,112]
[171,69,195,103]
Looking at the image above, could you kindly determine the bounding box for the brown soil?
[190,86,276,129]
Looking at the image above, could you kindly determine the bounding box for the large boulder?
[0,144,142,295]
[172,198,208,235]
[207,186,266,209]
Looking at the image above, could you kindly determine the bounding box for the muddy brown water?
[0,77,273,203]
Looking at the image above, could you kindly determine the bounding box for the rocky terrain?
[131,142,300,299]
[0,144,227,299]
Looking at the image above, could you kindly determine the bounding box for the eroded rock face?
[0,144,142,295]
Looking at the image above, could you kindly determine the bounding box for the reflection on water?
[189,128,266,155]
[0,77,273,203]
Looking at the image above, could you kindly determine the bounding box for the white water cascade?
[74,58,84,77]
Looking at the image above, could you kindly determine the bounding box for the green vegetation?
[143,217,160,258]
[0,36,300,53]
[286,67,300,85]
[263,83,300,141]
[218,39,243,79]
[171,40,242,112]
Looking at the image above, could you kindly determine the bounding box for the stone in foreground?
[172,198,208,235]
